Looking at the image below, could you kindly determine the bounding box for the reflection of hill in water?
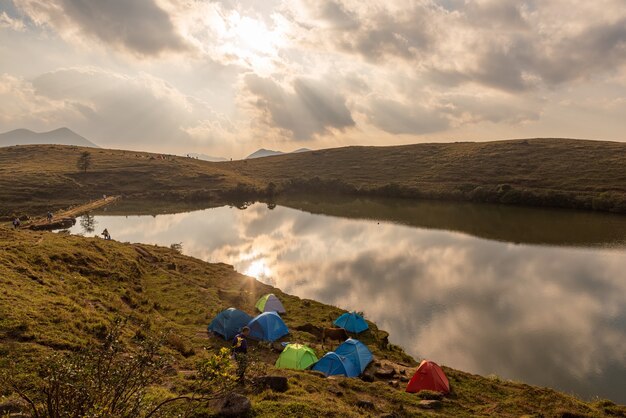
[91,199,225,216]
[276,195,626,248]
[93,195,626,248]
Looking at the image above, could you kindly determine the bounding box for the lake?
[69,196,626,403]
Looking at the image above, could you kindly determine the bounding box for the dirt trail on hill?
[25,196,119,230]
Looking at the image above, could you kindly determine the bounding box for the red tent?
[406,360,450,394]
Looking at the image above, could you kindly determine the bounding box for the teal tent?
[208,308,252,340]
[334,311,368,333]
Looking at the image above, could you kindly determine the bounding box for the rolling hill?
[246,147,312,159]
[1,138,626,215]
[0,127,98,148]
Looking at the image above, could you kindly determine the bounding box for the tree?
[77,151,92,173]
[79,213,97,234]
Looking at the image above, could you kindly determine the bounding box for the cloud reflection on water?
[71,203,626,402]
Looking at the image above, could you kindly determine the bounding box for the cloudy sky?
[1,0,625,157]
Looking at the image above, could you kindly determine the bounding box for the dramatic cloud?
[245,74,355,140]
[13,0,189,56]
[1,0,626,155]
[0,68,236,151]
[366,97,449,135]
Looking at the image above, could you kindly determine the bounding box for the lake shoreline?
[2,224,625,416]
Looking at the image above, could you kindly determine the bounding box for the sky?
[0,0,625,158]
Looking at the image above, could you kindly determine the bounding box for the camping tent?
[247,312,289,342]
[406,360,450,394]
[312,352,360,377]
[334,339,373,373]
[255,293,286,313]
[333,311,369,333]
[275,343,318,370]
[207,308,253,340]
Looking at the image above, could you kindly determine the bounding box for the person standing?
[231,326,250,382]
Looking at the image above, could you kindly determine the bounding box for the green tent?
[255,293,286,313]
[275,343,318,370]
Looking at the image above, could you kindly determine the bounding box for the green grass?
[2,138,626,217]
[1,226,624,416]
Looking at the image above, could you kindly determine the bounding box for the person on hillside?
[47,211,53,223]
[12,218,20,229]
[101,228,111,240]
[231,326,250,382]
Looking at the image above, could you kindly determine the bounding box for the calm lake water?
[69,197,626,403]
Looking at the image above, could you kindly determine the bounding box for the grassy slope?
[2,138,626,216]
[1,227,624,417]
[0,145,257,214]
[224,138,626,212]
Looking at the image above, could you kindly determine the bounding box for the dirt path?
[55,196,120,218]
[26,196,120,230]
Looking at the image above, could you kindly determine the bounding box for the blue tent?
[208,308,253,340]
[312,352,360,377]
[247,312,289,342]
[333,311,369,333]
[335,339,373,373]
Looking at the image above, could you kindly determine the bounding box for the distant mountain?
[246,147,312,159]
[246,148,285,159]
[0,128,98,148]
[186,152,228,162]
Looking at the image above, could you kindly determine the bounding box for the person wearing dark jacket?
[232,326,250,382]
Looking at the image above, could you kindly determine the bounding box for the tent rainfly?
[406,360,450,394]
[255,293,286,313]
[207,308,253,341]
[275,343,318,370]
[333,311,368,333]
[247,312,289,342]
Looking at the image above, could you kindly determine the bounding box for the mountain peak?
[0,127,99,148]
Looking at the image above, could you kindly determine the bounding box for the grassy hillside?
[2,138,626,217]
[223,138,626,213]
[0,145,257,214]
[1,227,624,416]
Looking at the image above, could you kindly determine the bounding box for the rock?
[219,393,251,417]
[271,342,285,352]
[360,371,375,382]
[418,400,442,410]
[399,376,410,382]
[356,400,375,410]
[255,375,289,392]
[374,366,396,379]
[388,380,400,388]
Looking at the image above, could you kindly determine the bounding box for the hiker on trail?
[12,218,20,229]
[101,228,111,240]
[47,212,53,223]
[232,326,250,382]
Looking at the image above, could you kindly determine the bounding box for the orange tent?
[406,360,450,394]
